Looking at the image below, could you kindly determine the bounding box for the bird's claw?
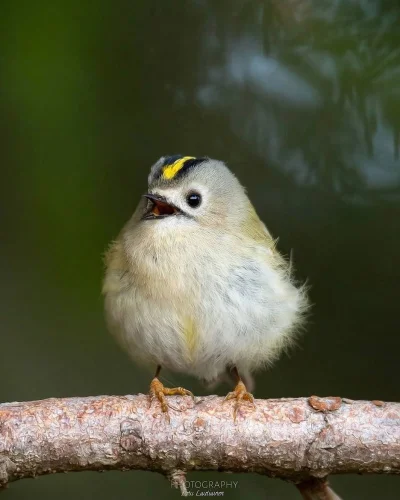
[149,377,194,422]
[224,380,256,421]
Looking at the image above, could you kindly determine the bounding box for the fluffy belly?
[106,289,223,380]
[105,258,302,382]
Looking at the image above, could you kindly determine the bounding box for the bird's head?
[140,155,249,230]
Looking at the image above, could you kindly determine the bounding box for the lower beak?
[142,194,181,219]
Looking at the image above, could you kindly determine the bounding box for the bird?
[103,155,308,420]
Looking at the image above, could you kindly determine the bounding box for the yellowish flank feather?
[183,316,198,360]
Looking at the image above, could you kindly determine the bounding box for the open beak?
[142,193,182,220]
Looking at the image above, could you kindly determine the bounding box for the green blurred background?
[1,1,399,498]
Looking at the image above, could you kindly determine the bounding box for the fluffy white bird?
[103,155,308,419]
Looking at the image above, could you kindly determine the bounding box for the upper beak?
[142,193,181,219]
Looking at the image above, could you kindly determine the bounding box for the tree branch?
[1,394,399,494]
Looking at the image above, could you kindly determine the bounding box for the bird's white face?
[141,182,211,226]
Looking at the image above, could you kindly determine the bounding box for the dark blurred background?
[1,1,399,498]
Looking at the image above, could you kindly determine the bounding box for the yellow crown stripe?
[163,156,195,180]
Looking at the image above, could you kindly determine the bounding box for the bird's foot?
[224,380,255,421]
[149,377,194,422]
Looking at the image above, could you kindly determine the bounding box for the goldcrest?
[103,156,308,419]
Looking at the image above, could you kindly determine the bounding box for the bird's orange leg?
[224,367,255,421]
[149,366,194,422]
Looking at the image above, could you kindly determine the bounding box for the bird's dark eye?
[186,192,202,208]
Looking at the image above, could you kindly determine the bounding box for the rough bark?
[0,394,399,494]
